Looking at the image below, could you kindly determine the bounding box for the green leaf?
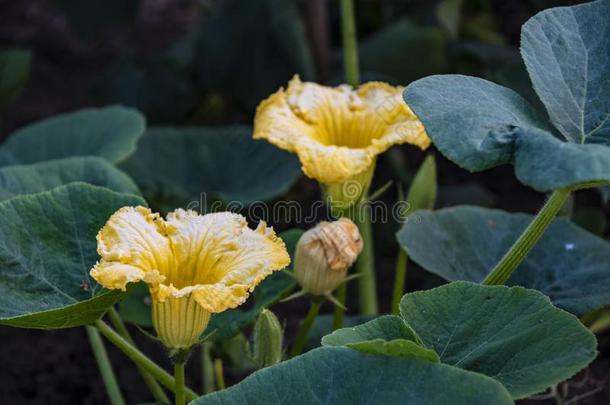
[193,347,513,405]
[405,154,437,216]
[322,315,420,346]
[0,183,145,329]
[0,106,145,166]
[400,281,597,398]
[347,339,440,362]
[121,126,301,209]
[360,19,446,84]
[397,206,610,316]
[521,0,610,144]
[195,0,314,112]
[404,75,610,191]
[205,229,303,340]
[404,74,550,172]
[0,49,31,108]
[118,229,303,335]
[0,157,139,201]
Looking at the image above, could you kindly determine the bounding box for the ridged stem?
[483,188,571,285]
[94,320,198,402]
[332,283,347,329]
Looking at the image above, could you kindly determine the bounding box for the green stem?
[483,188,571,285]
[201,342,215,393]
[340,0,360,87]
[355,207,378,315]
[391,249,409,314]
[107,308,170,404]
[94,320,198,402]
[290,300,321,357]
[332,283,347,330]
[214,359,226,390]
[85,326,125,405]
[589,311,610,334]
[174,362,185,405]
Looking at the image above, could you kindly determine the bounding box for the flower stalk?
[85,326,125,405]
[174,361,186,405]
[107,307,170,404]
[289,299,321,357]
[391,250,408,314]
[94,320,198,402]
[339,0,378,315]
[483,187,571,285]
[340,0,359,87]
[201,342,215,393]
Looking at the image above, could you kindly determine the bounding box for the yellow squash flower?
[254,75,430,209]
[90,207,290,349]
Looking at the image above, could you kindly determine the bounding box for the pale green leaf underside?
[521,0,610,144]
[0,156,139,202]
[193,347,513,405]
[0,106,145,166]
[0,183,145,329]
[404,75,610,191]
[121,126,301,209]
[398,206,610,316]
[400,282,597,399]
[322,315,421,346]
[347,339,440,362]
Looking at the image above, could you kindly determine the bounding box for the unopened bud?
[252,309,284,368]
[294,218,363,296]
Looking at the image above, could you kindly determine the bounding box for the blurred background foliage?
[0,0,585,132]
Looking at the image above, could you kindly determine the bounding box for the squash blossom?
[294,218,363,296]
[254,75,430,211]
[90,207,290,350]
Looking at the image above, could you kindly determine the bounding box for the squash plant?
[0,1,608,404]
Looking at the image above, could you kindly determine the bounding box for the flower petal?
[254,75,430,184]
[152,283,249,313]
[90,261,165,291]
[92,206,173,289]
[163,209,290,297]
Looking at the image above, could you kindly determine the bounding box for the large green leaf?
[404,75,610,191]
[521,0,610,144]
[0,157,139,201]
[0,106,145,166]
[193,347,513,405]
[0,49,31,108]
[322,315,420,346]
[360,19,446,84]
[397,206,610,316]
[121,126,301,209]
[400,282,597,398]
[0,183,145,328]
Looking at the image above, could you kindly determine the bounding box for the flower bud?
[252,309,284,368]
[294,218,363,296]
